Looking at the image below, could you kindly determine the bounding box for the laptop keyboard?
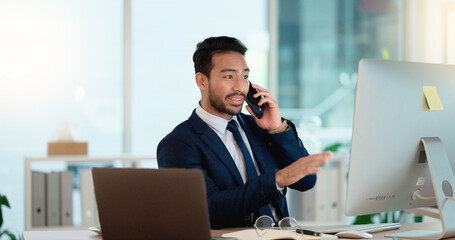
[305,222,401,234]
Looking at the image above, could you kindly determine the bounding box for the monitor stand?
[385,137,455,239]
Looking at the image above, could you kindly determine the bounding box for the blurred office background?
[1,0,455,232]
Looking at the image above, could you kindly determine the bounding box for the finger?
[254,91,272,101]
[314,150,332,157]
[323,150,333,157]
[298,153,329,167]
[251,84,268,92]
[312,167,323,174]
[253,90,271,99]
[309,157,328,168]
[303,166,323,176]
[315,154,330,165]
[257,96,278,107]
[257,96,269,106]
[312,151,332,161]
[314,152,331,166]
[250,85,279,106]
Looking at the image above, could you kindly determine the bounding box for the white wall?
[130,0,269,155]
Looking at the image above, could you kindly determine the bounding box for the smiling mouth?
[226,94,245,105]
[226,93,246,100]
[228,99,244,106]
[230,96,243,101]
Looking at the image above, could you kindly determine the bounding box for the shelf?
[24,155,156,231]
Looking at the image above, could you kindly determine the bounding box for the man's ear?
[195,72,208,90]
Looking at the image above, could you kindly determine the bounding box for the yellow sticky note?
[423,86,444,110]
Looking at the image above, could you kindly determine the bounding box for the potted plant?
[0,193,19,240]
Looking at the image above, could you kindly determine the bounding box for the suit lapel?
[238,115,286,217]
[189,111,243,185]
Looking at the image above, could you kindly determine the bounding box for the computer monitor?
[346,59,455,239]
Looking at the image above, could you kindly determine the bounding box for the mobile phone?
[245,81,265,119]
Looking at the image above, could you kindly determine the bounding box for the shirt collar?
[195,103,238,134]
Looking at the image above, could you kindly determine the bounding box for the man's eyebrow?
[220,68,250,73]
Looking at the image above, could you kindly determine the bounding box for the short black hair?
[193,36,247,78]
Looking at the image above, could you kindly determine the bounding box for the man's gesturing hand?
[275,151,332,188]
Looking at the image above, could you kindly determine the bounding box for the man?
[157,36,331,229]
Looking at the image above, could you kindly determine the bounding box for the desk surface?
[21,228,241,240]
[22,222,455,240]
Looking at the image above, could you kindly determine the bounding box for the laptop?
[92,167,212,240]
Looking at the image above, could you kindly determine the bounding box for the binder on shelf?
[32,171,46,227]
[287,156,345,223]
[315,166,329,221]
[25,156,154,230]
[287,187,316,221]
[60,171,73,226]
[326,167,339,220]
[315,162,342,222]
[46,172,61,226]
[80,169,100,227]
[301,188,316,221]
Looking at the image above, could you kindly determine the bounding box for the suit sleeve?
[157,134,283,228]
[267,119,317,191]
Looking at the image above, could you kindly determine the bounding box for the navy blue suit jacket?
[157,110,316,229]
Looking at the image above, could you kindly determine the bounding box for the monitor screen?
[346,59,455,217]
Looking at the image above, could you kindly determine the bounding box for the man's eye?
[243,75,249,79]
[225,75,233,79]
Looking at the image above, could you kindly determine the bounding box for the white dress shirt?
[196,104,259,183]
[195,104,282,221]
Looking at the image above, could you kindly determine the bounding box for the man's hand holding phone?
[245,83,332,188]
[245,82,283,132]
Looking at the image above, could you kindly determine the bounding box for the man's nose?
[232,78,246,92]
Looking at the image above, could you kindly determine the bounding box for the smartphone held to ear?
[245,82,266,119]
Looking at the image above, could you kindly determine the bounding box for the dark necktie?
[226,120,274,220]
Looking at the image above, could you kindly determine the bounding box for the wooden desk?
[22,222,455,240]
[22,230,101,240]
[21,228,240,240]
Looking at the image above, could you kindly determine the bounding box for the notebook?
[222,229,338,240]
[92,167,211,240]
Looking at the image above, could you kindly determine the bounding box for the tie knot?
[226,120,239,134]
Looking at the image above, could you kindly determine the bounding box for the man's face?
[205,51,250,119]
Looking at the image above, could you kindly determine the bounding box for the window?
[130,0,268,155]
[0,0,123,230]
[276,0,402,152]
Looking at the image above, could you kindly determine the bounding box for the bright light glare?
[74,86,86,101]
[0,1,80,110]
[12,64,30,79]
[339,72,350,86]
[0,64,6,77]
